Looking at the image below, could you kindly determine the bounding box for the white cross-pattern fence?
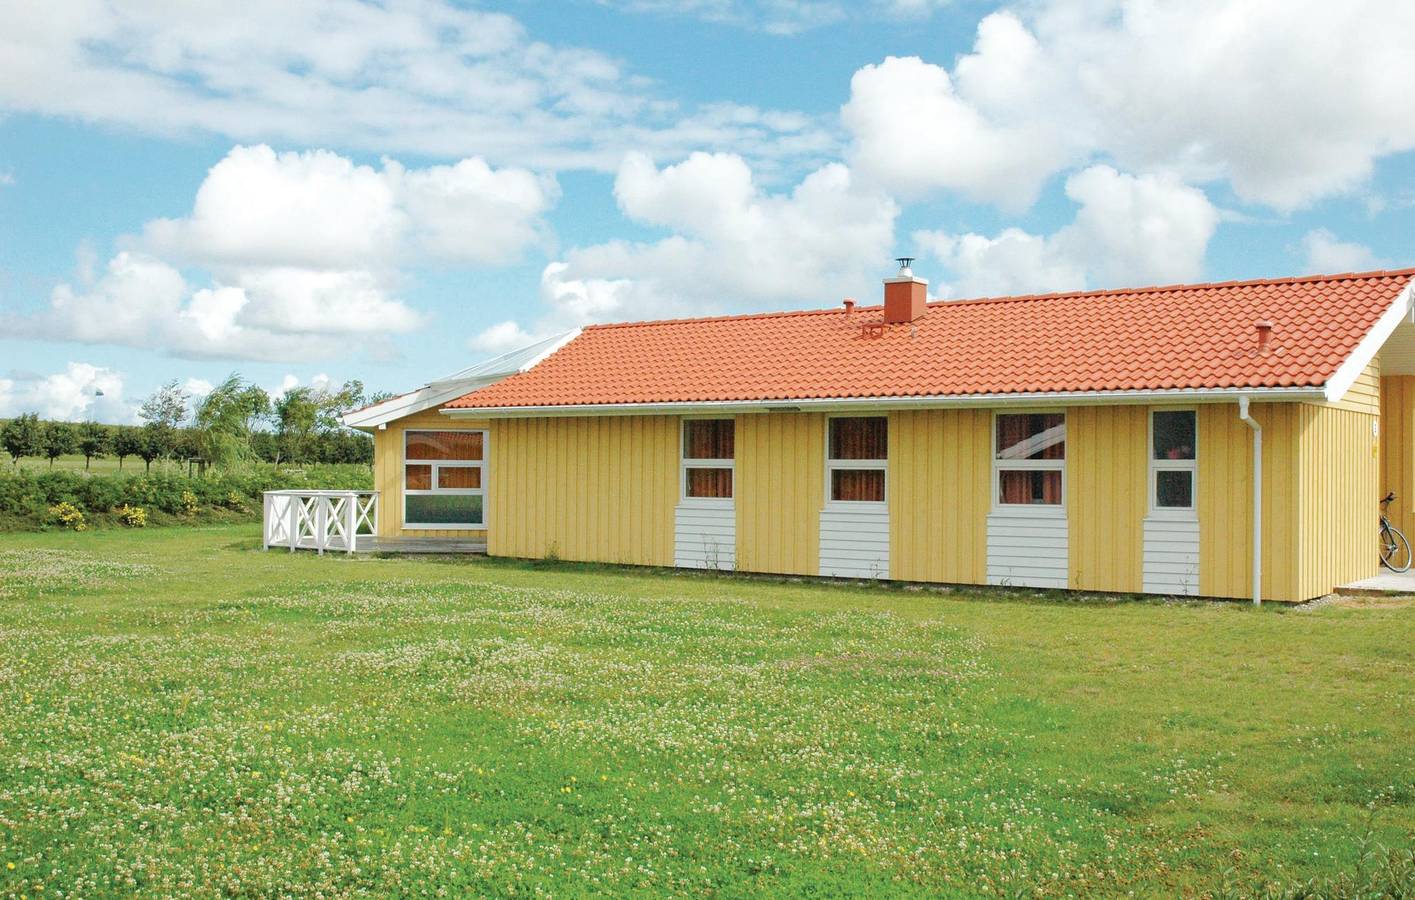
[263,490,378,554]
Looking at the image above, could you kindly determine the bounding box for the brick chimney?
[883,257,927,324]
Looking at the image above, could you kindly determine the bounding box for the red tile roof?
[447,269,1415,409]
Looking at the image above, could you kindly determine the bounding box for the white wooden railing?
[263,490,378,554]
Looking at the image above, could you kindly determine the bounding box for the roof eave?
[1322,275,1415,403]
[442,385,1328,418]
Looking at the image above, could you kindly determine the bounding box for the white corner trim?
[517,328,581,373]
[1324,276,1415,404]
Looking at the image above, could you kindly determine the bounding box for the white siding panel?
[674,503,736,570]
[1142,517,1200,595]
[819,507,889,579]
[987,513,1069,588]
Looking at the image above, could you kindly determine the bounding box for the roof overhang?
[1323,275,1415,402]
[441,385,1328,419]
[341,329,580,430]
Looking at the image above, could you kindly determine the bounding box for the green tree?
[42,421,77,467]
[77,421,110,470]
[112,426,144,470]
[137,425,164,473]
[138,380,191,469]
[1,413,43,466]
[273,388,319,466]
[194,373,270,468]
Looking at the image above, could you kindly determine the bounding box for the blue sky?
[1,0,1413,423]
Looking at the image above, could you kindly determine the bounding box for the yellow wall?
[487,415,678,566]
[1194,400,1380,603]
[735,412,824,576]
[888,408,991,584]
[369,394,1380,601]
[1379,375,1415,543]
[1068,405,1148,593]
[1297,403,1380,598]
[1328,359,1381,414]
[1197,403,1302,601]
[373,407,491,539]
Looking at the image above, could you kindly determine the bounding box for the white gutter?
[1238,396,1262,606]
[442,385,1326,418]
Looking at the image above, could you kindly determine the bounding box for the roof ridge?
[579,267,1415,331]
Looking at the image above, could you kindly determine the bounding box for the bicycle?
[1379,492,1411,572]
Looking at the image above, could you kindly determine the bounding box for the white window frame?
[1149,408,1197,517]
[992,410,1067,514]
[825,415,888,509]
[403,429,487,530]
[680,418,734,506]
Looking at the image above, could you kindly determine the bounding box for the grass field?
[0,525,1411,896]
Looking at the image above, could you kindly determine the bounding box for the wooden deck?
[354,536,488,554]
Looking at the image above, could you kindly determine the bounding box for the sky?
[2,0,1414,424]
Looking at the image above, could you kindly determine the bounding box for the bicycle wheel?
[1380,522,1412,572]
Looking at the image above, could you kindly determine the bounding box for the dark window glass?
[998,469,1063,505]
[1153,411,1196,461]
[405,464,432,490]
[406,431,483,461]
[405,494,483,525]
[829,417,887,460]
[684,420,734,459]
[831,469,885,502]
[1156,470,1194,508]
[686,468,733,498]
[996,414,1066,460]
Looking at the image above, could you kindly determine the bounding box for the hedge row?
[0,464,373,529]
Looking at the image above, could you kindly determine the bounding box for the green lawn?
[0,526,1411,896]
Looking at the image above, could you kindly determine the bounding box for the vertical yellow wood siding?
[487,415,678,566]
[372,407,491,539]
[1380,375,1415,548]
[360,393,1379,601]
[1197,403,1303,601]
[1297,403,1379,598]
[888,409,991,584]
[1067,405,1147,593]
[735,413,824,575]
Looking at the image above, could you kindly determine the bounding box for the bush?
[48,501,86,531]
[0,463,372,531]
[117,504,148,528]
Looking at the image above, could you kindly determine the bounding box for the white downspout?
[1238,396,1262,606]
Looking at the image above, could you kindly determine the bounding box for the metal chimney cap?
[894,256,915,276]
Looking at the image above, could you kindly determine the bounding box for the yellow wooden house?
[337,266,1415,603]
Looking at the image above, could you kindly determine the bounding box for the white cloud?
[0,362,135,423]
[4,143,576,362]
[915,165,1220,297]
[472,152,898,348]
[1301,229,1386,274]
[0,170,13,187]
[842,53,1073,210]
[142,145,558,269]
[182,378,215,400]
[0,0,832,173]
[843,2,1415,210]
[6,252,418,363]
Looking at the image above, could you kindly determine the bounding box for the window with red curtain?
[995,413,1064,506]
[828,417,887,502]
[683,419,734,499]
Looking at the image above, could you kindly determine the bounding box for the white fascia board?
[341,378,499,430]
[1323,276,1415,403]
[344,330,581,429]
[440,385,1327,419]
